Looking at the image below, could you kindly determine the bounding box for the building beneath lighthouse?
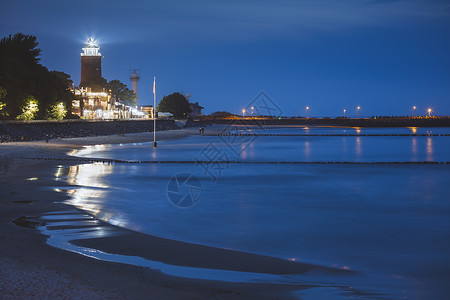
[80,37,102,86]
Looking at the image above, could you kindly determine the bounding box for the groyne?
[25,157,450,165]
[217,133,449,137]
[208,118,450,127]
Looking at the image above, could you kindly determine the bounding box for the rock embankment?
[0,119,176,143]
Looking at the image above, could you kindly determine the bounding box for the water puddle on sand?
[21,210,405,300]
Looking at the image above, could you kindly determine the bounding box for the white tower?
[129,70,140,102]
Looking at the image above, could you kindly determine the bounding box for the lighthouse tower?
[129,69,140,102]
[80,37,102,86]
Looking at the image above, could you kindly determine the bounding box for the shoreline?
[0,126,308,299]
[2,125,445,298]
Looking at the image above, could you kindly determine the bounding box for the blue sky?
[1,0,449,117]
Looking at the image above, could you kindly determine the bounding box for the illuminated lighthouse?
[80,37,102,86]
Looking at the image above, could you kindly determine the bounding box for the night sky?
[1,0,449,117]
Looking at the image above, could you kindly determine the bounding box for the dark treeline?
[0,33,74,120]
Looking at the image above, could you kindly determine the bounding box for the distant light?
[306,106,309,110]
[357,106,360,110]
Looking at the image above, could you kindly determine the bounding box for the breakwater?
[209,117,450,127]
[25,157,450,164]
[0,119,176,143]
[217,133,450,137]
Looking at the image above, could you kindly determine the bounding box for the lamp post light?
[242,108,246,118]
[343,109,346,118]
[428,108,431,117]
[306,106,309,119]
[251,106,254,117]
[357,106,361,119]
[413,106,416,117]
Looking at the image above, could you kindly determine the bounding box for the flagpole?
[153,76,157,147]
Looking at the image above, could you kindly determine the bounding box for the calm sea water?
[58,126,450,299]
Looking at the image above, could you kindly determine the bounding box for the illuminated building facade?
[140,105,154,118]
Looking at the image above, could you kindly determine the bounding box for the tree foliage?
[107,79,136,106]
[0,86,7,117]
[0,33,73,120]
[16,96,39,120]
[157,92,191,119]
[49,102,67,120]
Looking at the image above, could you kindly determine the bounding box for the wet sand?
[0,127,312,299]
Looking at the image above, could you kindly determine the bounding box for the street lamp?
[357,106,361,119]
[413,106,416,117]
[343,109,346,118]
[428,108,431,117]
[242,108,246,118]
[306,106,309,119]
[251,106,254,117]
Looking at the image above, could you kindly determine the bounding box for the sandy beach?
[0,126,307,299]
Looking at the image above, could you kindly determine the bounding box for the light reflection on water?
[304,140,311,159]
[54,127,450,299]
[411,137,417,160]
[355,137,361,159]
[409,127,417,134]
[426,137,433,161]
[55,164,133,228]
[55,161,450,299]
[73,128,450,163]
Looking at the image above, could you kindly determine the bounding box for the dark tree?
[107,79,136,106]
[0,86,7,117]
[0,33,42,118]
[0,33,74,119]
[41,71,73,119]
[157,92,191,119]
